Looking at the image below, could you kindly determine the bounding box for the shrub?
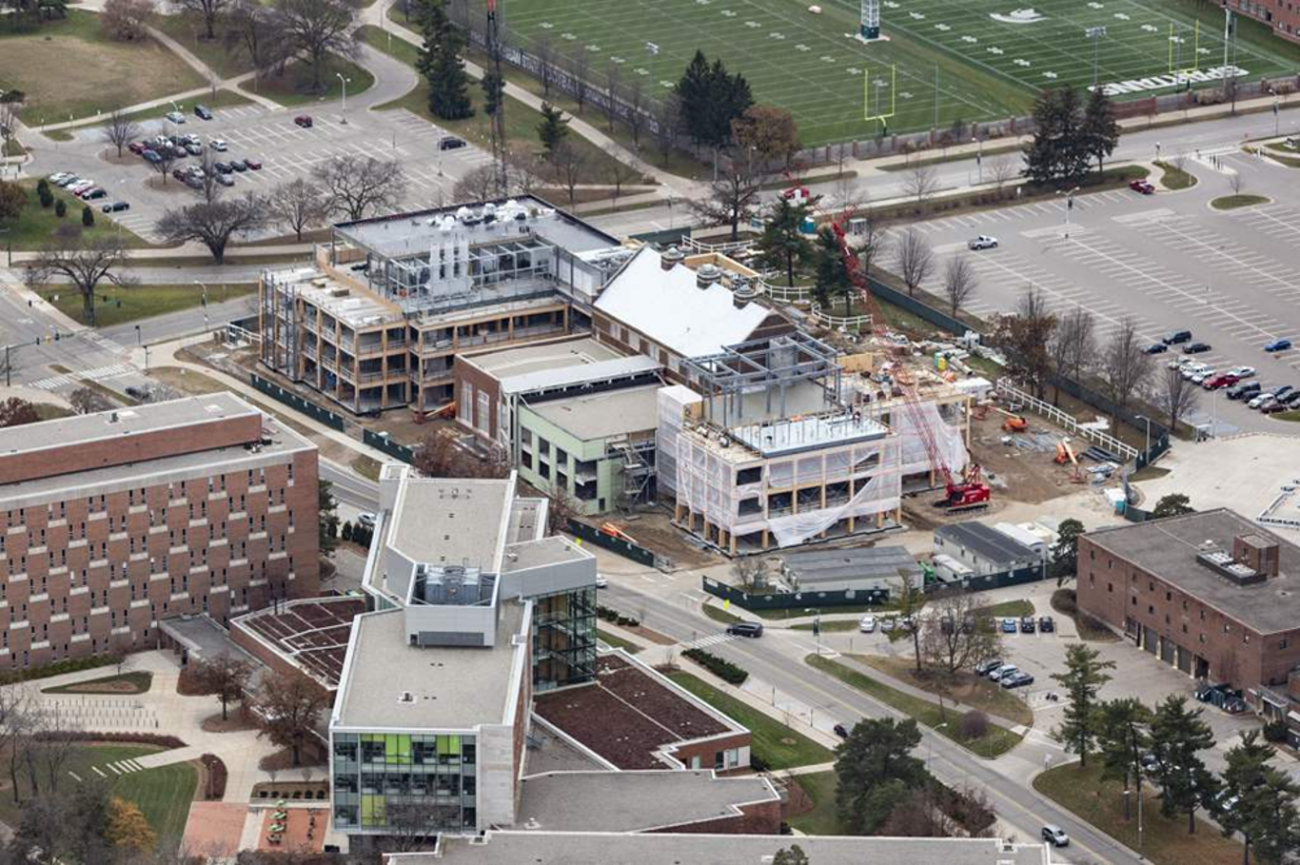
[0,653,124,686]
[55,198,67,218]
[341,521,353,542]
[1264,719,1289,743]
[37,731,186,748]
[959,710,989,740]
[1051,588,1078,616]
[82,205,94,227]
[682,648,749,685]
[201,753,228,800]
[38,187,53,208]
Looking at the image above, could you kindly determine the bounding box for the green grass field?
[496,0,1300,144]
[36,283,256,328]
[0,744,196,852]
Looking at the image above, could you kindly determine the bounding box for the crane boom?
[829,210,991,510]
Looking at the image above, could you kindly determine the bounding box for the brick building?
[1077,509,1300,691]
[1227,0,1300,45]
[0,394,319,671]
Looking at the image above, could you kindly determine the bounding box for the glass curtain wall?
[332,733,478,833]
[532,585,596,690]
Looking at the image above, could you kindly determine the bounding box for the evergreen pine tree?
[1217,731,1275,863]
[82,205,94,228]
[1096,698,1152,820]
[1149,695,1216,833]
[754,197,814,288]
[1051,643,1115,766]
[675,50,712,146]
[1082,87,1120,178]
[1022,88,1060,186]
[1056,87,1091,184]
[813,225,852,315]
[415,0,473,121]
[536,102,569,158]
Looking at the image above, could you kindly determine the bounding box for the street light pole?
[1086,26,1107,88]
[337,73,351,119]
[194,280,209,332]
[1057,186,1079,238]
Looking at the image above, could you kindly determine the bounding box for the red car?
[127,141,145,155]
[294,115,313,128]
[1204,374,1239,390]
[1129,179,1156,195]
[244,158,262,170]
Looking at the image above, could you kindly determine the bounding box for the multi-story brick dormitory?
[0,394,319,670]
[1077,509,1300,692]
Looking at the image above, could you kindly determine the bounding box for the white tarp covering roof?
[594,247,770,359]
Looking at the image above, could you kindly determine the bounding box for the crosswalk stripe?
[682,633,735,650]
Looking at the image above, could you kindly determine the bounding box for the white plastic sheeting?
[892,400,967,478]
[655,386,701,498]
[768,470,902,548]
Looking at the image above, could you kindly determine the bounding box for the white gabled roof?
[594,247,770,359]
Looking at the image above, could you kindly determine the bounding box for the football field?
[498,0,1300,146]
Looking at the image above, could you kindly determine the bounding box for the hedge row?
[682,648,749,685]
[0,653,125,686]
[37,731,187,748]
[596,605,640,629]
[201,753,228,800]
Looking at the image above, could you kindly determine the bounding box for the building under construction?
[659,334,972,554]
[258,197,629,415]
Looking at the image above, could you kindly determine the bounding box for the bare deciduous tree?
[569,44,590,113]
[314,154,405,221]
[624,77,646,146]
[920,593,1001,676]
[604,61,622,132]
[605,147,641,206]
[453,163,502,203]
[273,0,360,94]
[989,155,1017,193]
[1154,366,1200,432]
[169,0,229,40]
[69,386,116,414]
[904,162,940,207]
[224,0,289,75]
[504,149,543,196]
[26,236,134,327]
[688,150,764,241]
[149,145,178,186]
[1100,317,1154,423]
[192,655,254,721]
[267,178,330,242]
[942,253,978,317]
[534,32,556,99]
[101,0,154,41]
[256,671,327,767]
[992,285,1058,399]
[892,228,935,297]
[154,193,268,264]
[731,557,771,591]
[1228,171,1245,195]
[101,109,141,159]
[1049,306,1097,403]
[655,91,683,167]
[548,140,590,207]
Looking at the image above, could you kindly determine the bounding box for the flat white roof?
[594,247,770,359]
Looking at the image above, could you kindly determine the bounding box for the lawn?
[806,654,1024,759]
[792,619,862,633]
[97,88,255,134]
[701,602,744,626]
[358,25,637,188]
[973,599,1034,619]
[0,10,205,125]
[36,283,256,328]
[667,671,834,770]
[1154,160,1198,190]
[1051,588,1120,642]
[1210,194,1270,210]
[1,179,151,249]
[788,770,843,835]
[1034,761,1244,865]
[0,743,197,852]
[597,628,643,654]
[149,12,255,80]
[752,603,890,621]
[487,0,1300,145]
[856,655,1034,727]
[238,55,375,108]
[351,454,382,482]
[42,671,153,694]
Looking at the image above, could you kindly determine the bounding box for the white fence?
[995,380,1138,460]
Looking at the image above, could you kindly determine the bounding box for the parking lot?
[916,149,1300,435]
[45,103,493,243]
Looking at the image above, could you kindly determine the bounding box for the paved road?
[99,294,258,347]
[601,581,1145,864]
[321,459,380,513]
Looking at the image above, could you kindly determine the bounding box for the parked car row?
[974,658,1035,689]
[129,133,262,178]
[998,615,1054,635]
[47,173,130,214]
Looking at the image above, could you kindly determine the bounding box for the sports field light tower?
[860,0,880,41]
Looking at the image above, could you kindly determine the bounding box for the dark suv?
[725,622,764,639]
[1228,381,1261,401]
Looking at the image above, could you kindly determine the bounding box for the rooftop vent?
[399,691,415,704]
[661,245,685,271]
[1196,547,1264,587]
[696,262,722,290]
[732,278,757,309]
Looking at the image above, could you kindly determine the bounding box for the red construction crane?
[828,211,991,511]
